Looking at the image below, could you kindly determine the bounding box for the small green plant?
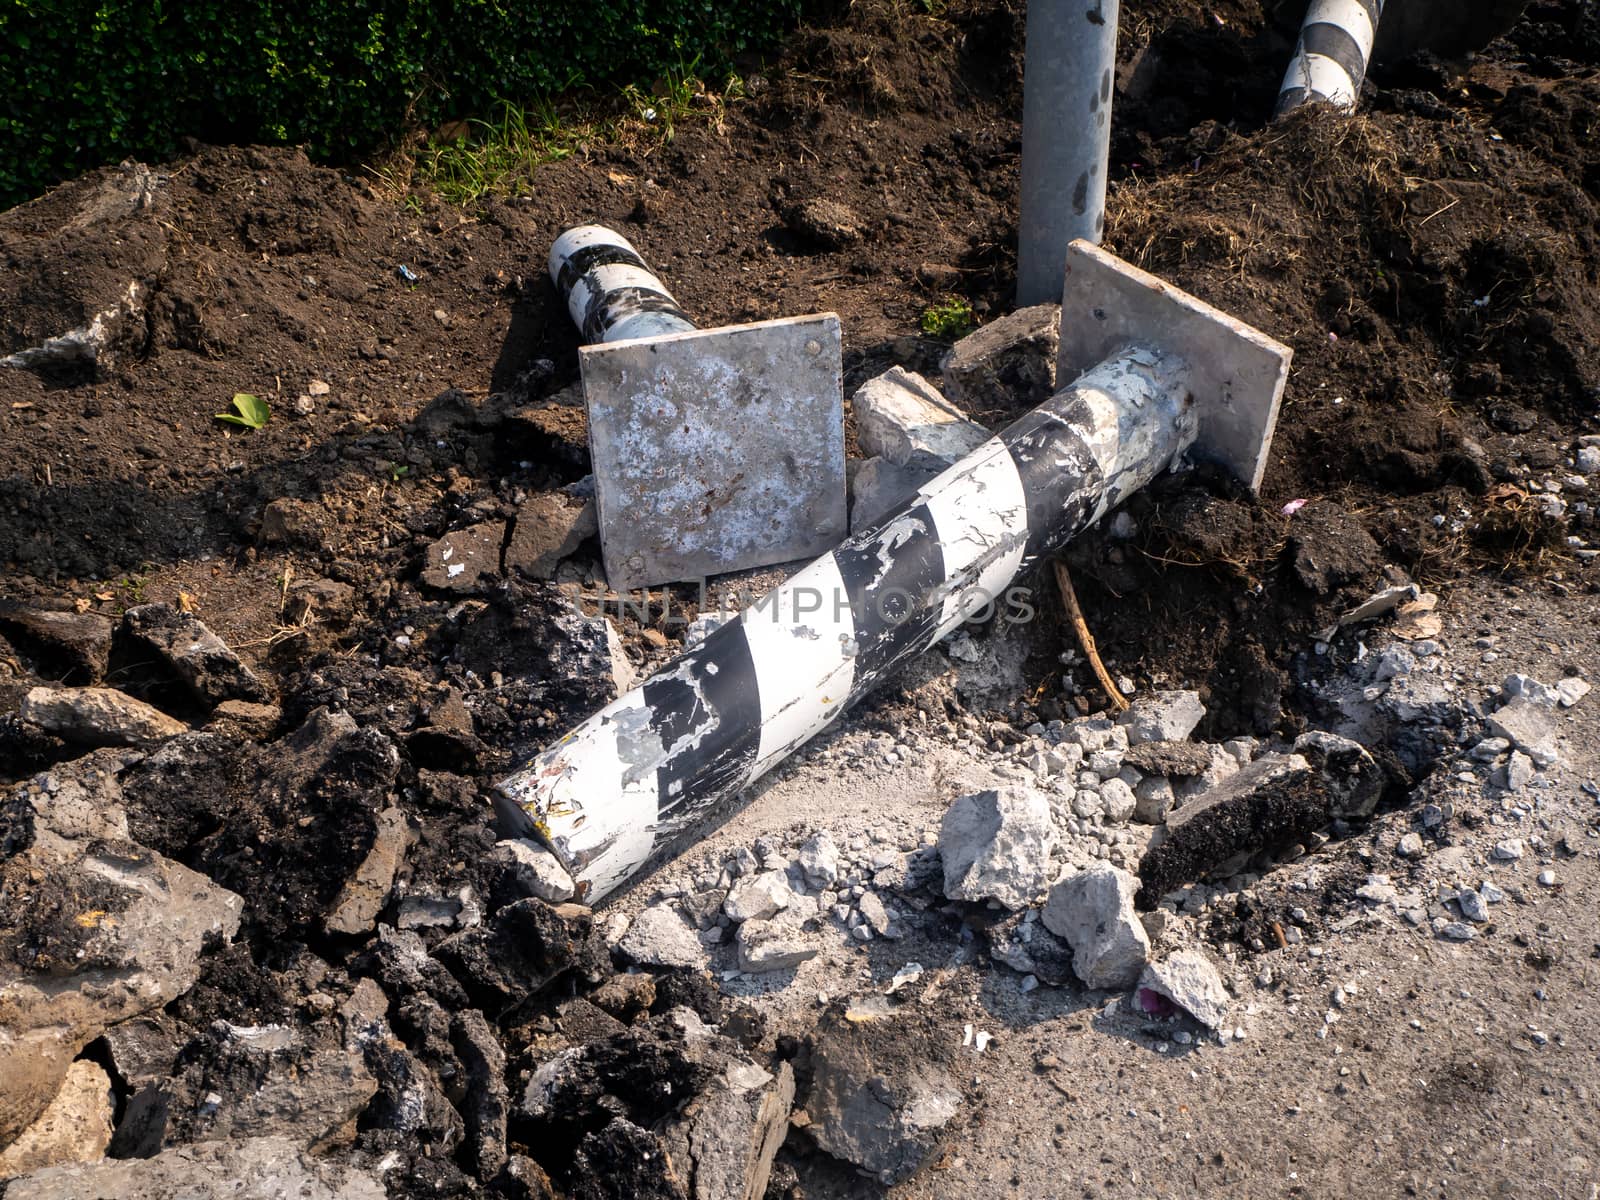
[388,462,411,482]
[214,393,270,429]
[920,296,975,339]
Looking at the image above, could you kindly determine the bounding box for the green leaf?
[214,392,270,429]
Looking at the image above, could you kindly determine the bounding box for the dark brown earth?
[3,0,1600,1196]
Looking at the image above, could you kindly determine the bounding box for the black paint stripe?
[584,288,693,344]
[1001,393,1107,564]
[1300,22,1367,88]
[1357,0,1383,31]
[643,618,761,819]
[555,241,651,297]
[831,506,947,688]
[1276,86,1310,114]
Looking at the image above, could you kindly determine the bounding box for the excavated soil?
[3,0,1600,1196]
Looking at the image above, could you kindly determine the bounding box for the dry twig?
[1052,559,1129,713]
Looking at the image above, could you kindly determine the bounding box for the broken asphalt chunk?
[119,602,268,707]
[1136,738,1381,907]
[20,685,186,748]
[804,1007,963,1185]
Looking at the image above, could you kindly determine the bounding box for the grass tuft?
[374,62,743,206]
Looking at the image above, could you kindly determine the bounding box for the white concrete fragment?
[938,787,1056,910]
[724,871,793,923]
[1041,864,1150,990]
[1117,691,1205,745]
[1138,949,1231,1028]
[1486,697,1559,767]
[1098,777,1137,824]
[618,905,708,970]
[490,838,577,903]
[797,831,841,888]
[851,367,989,470]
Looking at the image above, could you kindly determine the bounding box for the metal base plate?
[582,313,846,591]
[1056,240,1292,493]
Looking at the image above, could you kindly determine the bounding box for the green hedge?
[0,0,806,208]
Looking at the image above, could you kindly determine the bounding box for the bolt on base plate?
[581,312,846,592]
[1057,239,1292,493]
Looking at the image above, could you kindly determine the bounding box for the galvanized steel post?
[1017,0,1121,306]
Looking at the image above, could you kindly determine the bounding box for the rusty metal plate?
[1056,240,1292,494]
[581,313,846,591]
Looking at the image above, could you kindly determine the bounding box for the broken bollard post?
[499,240,1292,901]
[549,225,847,592]
[1276,0,1384,115]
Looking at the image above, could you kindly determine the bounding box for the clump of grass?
[381,61,742,206]
[920,296,975,339]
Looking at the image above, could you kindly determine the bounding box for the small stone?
[1396,832,1425,859]
[1537,870,1557,886]
[1137,949,1231,1028]
[1502,750,1535,791]
[489,838,576,903]
[325,806,413,935]
[1438,921,1477,941]
[1577,445,1600,474]
[1098,778,1137,824]
[736,920,820,973]
[851,367,989,471]
[858,891,893,936]
[797,831,841,888]
[1457,888,1489,923]
[1116,691,1206,745]
[119,603,268,706]
[1556,677,1591,708]
[941,303,1061,414]
[724,871,792,923]
[618,905,708,970]
[1492,839,1525,861]
[1486,697,1560,767]
[0,1059,115,1176]
[20,686,187,748]
[1470,737,1511,761]
[1133,777,1175,824]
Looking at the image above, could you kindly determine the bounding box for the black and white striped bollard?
[1276,0,1384,115]
[499,241,1292,901]
[549,226,846,593]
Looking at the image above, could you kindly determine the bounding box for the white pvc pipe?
[1277,0,1383,115]
[549,225,697,344]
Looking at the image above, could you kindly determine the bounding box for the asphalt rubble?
[0,316,1596,1198]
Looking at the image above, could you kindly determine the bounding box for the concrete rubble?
[937,786,1055,909]
[3,1137,386,1200]
[0,758,244,1149]
[118,603,268,707]
[940,302,1061,413]
[847,367,990,529]
[1042,864,1150,989]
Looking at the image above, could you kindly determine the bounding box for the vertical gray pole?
[1017,0,1120,307]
